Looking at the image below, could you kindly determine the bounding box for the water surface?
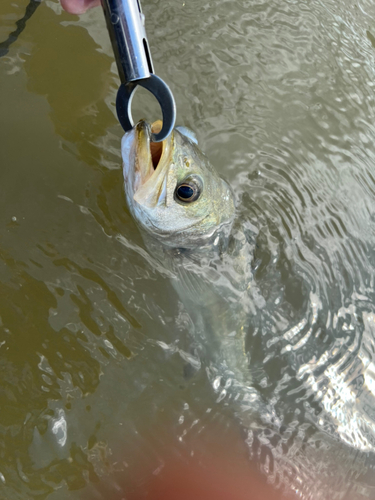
[1,0,375,498]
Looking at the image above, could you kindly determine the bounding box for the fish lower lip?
[135,120,151,142]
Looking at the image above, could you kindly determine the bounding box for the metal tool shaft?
[101,0,176,142]
[101,0,154,84]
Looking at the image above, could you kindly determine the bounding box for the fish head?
[122,120,235,247]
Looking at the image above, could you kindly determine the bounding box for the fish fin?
[175,126,198,145]
[174,263,220,309]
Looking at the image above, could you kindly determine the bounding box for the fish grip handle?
[101,0,176,142]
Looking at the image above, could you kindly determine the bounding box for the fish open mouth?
[136,119,165,171]
[149,122,164,170]
[135,120,167,185]
[132,120,172,206]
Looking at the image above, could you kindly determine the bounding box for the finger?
[61,0,101,14]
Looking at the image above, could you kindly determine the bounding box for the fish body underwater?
[122,120,256,394]
[121,121,375,499]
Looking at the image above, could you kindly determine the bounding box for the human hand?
[60,0,101,14]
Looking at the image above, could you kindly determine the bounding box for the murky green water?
[2,0,375,498]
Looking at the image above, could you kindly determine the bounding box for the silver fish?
[122,120,375,499]
[122,120,257,394]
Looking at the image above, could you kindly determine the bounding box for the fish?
[121,120,375,499]
[122,119,258,398]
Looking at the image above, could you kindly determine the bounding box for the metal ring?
[116,74,176,142]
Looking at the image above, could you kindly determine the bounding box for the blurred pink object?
[60,0,101,14]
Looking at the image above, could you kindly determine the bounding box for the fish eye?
[175,176,202,203]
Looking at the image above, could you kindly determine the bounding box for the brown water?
[2,0,375,498]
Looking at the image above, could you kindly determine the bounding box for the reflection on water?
[2,0,375,498]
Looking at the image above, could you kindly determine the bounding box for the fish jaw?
[122,120,173,209]
[121,121,153,200]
